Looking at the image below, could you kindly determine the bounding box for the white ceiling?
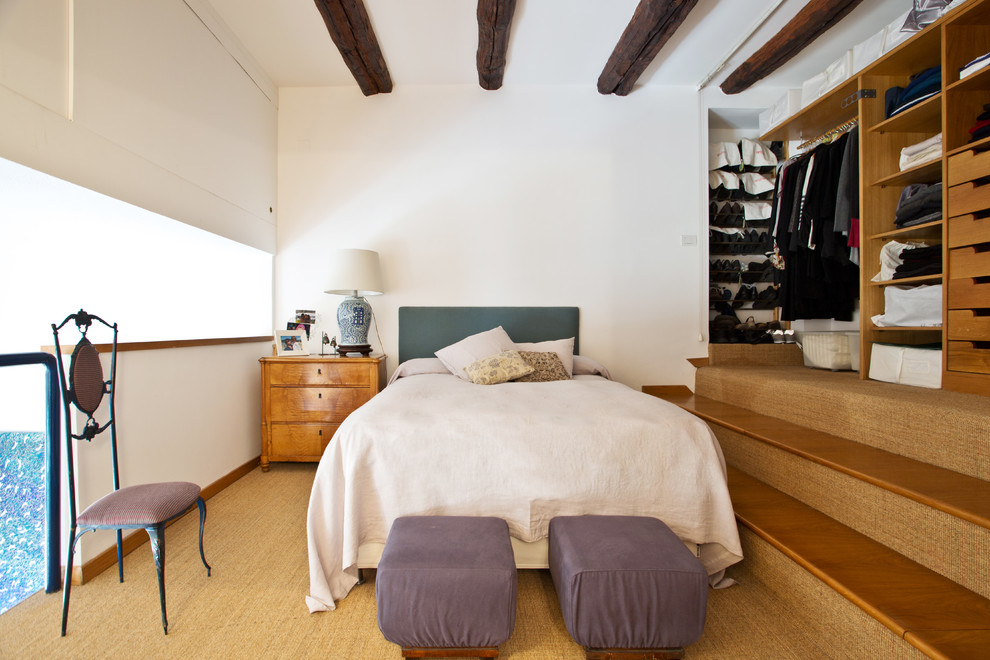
[204,0,911,94]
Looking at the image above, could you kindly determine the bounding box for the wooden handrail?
[42,335,272,354]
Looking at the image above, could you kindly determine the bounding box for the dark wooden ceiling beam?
[477,0,517,90]
[720,0,866,95]
[598,0,700,96]
[313,0,392,96]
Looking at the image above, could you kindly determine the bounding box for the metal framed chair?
[53,309,210,636]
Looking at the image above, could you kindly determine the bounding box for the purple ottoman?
[549,516,707,660]
[376,516,517,658]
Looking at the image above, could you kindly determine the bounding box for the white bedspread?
[306,374,742,612]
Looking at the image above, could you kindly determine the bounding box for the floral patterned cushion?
[463,350,534,385]
[516,351,571,382]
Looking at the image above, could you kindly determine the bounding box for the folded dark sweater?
[885,66,941,118]
[895,183,942,226]
[898,245,942,261]
[972,124,990,142]
[898,210,942,228]
[893,261,942,279]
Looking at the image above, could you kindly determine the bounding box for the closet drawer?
[948,148,990,187]
[268,361,371,386]
[269,387,373,422]
[270,423,337,458]
[947,214,990,248]
[947,310,990,340]
[949,246,990,279]
[948,278,990,309]
[947,341,990,375]
[948,180,990,217]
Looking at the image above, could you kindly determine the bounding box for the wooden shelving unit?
[762,0,990,396]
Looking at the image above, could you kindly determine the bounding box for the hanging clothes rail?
[796,118,858,152]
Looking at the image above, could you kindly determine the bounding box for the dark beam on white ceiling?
[313,0,392,96]
[477,0,517,90]
[598,0,700,96]
[720,0,866,95]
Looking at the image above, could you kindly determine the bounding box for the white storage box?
[766,90,802,130]
[853,28,886,73]
[881,11,913,55]
[802,71,828,108]
[873,284,942,328]
[800,331,857,371]
[846,332,861,372]
[759,108,773,135]
[821,50,854,94]
[869,343,942,389]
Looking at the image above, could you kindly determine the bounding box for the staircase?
[644,345,990,660]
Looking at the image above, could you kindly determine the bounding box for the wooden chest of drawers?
[946,148,990,384]
[259,354,386,471]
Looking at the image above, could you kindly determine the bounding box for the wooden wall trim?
[44,336,272,354]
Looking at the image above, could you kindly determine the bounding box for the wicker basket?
[800,332,856,371]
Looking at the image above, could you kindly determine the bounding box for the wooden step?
[726,466,990,660]
[642,386,990,531]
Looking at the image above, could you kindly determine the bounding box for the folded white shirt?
[900,145,941,171]
[960,52,990,79]
[899,133,941,171]
[901,133,942,158]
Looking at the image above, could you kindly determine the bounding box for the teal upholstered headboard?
[398,306,579,364]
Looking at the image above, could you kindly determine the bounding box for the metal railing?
[0,352,61,593]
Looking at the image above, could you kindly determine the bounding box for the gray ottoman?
[376,516,517,658]
[549,515,707,660]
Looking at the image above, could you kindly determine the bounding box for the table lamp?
[324,249,383,356]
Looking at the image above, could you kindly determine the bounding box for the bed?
[306,306,742,612]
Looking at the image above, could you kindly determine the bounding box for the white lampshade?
[324,249,384,296]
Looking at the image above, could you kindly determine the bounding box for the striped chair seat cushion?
[77,482,201,527]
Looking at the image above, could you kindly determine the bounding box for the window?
[0,156,273,354]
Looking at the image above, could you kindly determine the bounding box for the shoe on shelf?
[735,315,756,332]
[752,286,779,309]
[771,328,796,343]
[734,284,757,304]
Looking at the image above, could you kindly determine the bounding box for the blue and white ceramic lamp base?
[336,295,373,355]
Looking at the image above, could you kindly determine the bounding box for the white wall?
[277,85,706,388]
[0,0,277,564]
[71,342,267,563]
[0,0,277,252]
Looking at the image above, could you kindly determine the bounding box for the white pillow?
[387,358,452,385]
[513,337,575,377]
[572,355,612,380]
[435,326,516,381]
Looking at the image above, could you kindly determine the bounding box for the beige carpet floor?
[0,464,821,659]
